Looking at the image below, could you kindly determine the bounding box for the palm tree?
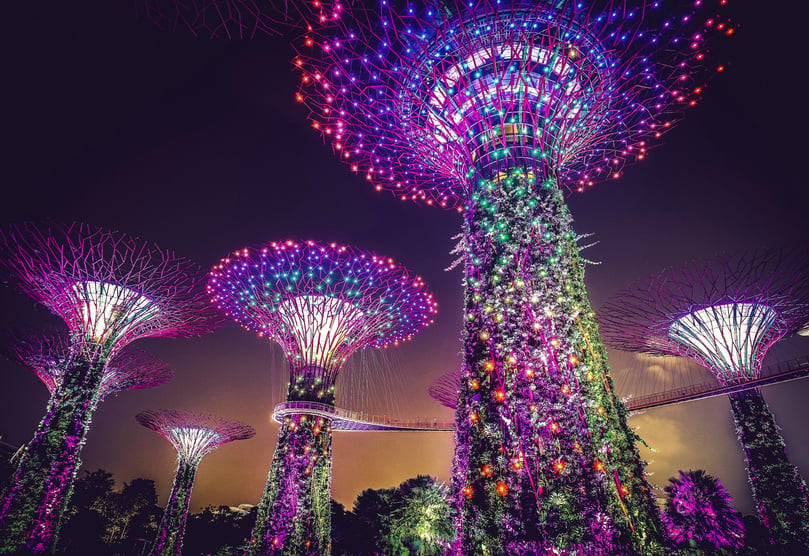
[663,469,745,553]
[389,475,454,555]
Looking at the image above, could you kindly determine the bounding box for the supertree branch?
[136,410,255,556]
[428,370,461,410]
[3,330,174,401]
[134,0,345,38]
[599,251,809,550]
[0,222,219,554]
[209,239,436,555]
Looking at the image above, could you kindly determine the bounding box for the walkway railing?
[272,401,454,432]
[625,355,809,411]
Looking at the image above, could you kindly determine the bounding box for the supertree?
[3,329,174,401]
[136,410,255,556]
[290,0,735,552]
[598,250,809,550]
[0,222,220,554]
[134,0,345,38]
[662,469,745,553]
[208,239,437,555]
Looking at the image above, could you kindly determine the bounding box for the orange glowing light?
[496,482,508,496]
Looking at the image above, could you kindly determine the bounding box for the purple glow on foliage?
[663,469,745,550]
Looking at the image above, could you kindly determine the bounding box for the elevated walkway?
[272,401,454,431]
[625,355,809,411]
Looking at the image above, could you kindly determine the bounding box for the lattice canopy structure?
[209,239,436,555]
[428,369,461,409]
[4,330,173,401]
[599,250,809,385]
[296,0,735,206]
[209,240,437,402]
[0,223,219,361]
[137,410,255,556]
[135,0,345,38]
[0,222,220,554]
[599,250,809,551]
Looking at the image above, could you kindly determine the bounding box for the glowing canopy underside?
[276,295,365,368]
[669,303,777,384]
[73,281,156,344]
[137,410,255,464]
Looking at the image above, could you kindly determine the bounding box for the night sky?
[1,2,808,517]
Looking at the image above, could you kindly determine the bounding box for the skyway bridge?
[624,355,809,412]
[272,401,454,432]
[272,356,809,430]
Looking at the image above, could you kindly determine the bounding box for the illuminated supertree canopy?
[208,239,437,555]
[135,0,345,38]
[136,410,255,556]
[3,330,174,401]
[0,222,220,554]
[291,1,734,552]
[599,250,809,550]
[296,0,735,206]
[598,250,809,384]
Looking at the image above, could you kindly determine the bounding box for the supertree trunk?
[728,388,809,550]
[249,415,332,555]
[150,457,198,556]
[452,170,665,554]
[249,365,335,555]
[0,356,104,554]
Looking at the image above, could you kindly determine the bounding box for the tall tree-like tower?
[136,410,255,556]
[209,240,437,555]
[599,250,809,551]
[4,330,173,401]
[0,222,219,554]
[292,0,736,552]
